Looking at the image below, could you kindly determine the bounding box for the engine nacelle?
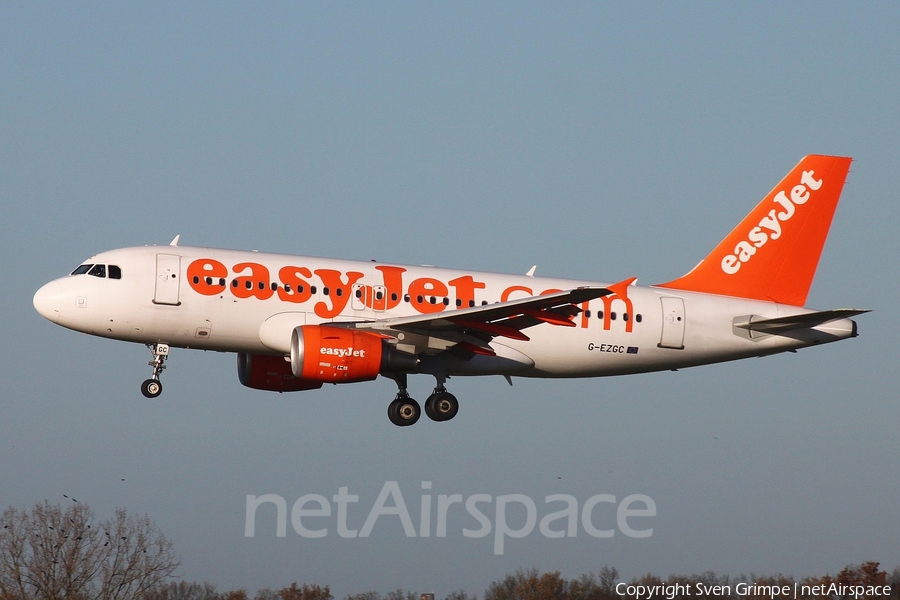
[291,325,387,383]
[237,352,323,392]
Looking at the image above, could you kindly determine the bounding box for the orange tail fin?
[657,155,852,306]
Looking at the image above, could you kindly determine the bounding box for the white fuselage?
[33,244,856,380]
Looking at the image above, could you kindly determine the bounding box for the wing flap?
[336,285,616,354]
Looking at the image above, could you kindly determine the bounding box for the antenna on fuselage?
[169,235,180,247]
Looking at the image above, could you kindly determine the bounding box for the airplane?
[33,155,868,426]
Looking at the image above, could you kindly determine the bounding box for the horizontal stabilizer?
[735,308,869,335]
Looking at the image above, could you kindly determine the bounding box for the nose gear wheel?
[141,343,169,398]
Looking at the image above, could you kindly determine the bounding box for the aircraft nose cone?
[34,281,63,323]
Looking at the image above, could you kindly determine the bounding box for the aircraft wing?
[336,285,615,356]
[734,308,870,335]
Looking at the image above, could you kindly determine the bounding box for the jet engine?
[237,352,323,392]
[291,325,417,383]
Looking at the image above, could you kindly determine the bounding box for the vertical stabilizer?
[657,155,852,306]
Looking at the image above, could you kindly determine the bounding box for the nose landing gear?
[141,343,169,398]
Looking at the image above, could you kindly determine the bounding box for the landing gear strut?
[386,373,459,426]
[387,373,420,427]
[141,343,169,398]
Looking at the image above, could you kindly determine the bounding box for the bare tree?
[344,591,416,600]
[254,587,280,600]
[384,591,417,600]
[343,591,381,600]
[484,569,568,600]
[0,501,179,600]
[143,580,221,600]
[483,570,526,600]
[277,583,332,600]
[889,568,900,600]
[444,591,477,600]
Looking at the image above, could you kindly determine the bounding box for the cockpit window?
[71,264,94,275]
[70,263,120,279]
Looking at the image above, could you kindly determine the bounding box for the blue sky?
[2,3,899,596]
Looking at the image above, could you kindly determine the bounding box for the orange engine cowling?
[291,325,385,383]
[237,353,324,392]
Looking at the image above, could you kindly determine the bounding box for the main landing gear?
[140,343,169,398]
[387,374,459,427]
[424,386,459,422]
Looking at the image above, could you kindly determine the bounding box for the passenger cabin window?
[88,264,106,278]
